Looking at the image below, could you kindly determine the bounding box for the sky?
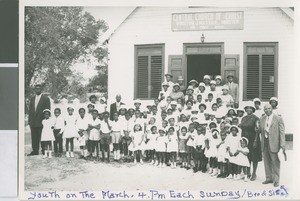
[73,7,135,84]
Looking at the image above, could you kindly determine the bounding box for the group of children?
[38,73,280,182]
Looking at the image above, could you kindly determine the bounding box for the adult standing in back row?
[28,84,51,156]
[226,75,239,108]
[110,94,125,121]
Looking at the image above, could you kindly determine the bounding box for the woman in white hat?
[198,82,207,101]
[253,98,264,118]
[218,85,234,108]
[188,79,200,95]
[240,102,262,181]
[269,97,280,116]
[203,75,211,88]
[158,82,170,101]
[164,73,174,92]
[215,75,223,94]
[169,83,184,102]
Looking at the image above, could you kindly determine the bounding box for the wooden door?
[168,55,184,83]
[222,54,239,84]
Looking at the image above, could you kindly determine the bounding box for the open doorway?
[187,54,221,82]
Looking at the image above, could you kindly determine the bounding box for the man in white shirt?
[53,108,65,157]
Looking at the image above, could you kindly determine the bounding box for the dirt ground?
[24,126,294,192]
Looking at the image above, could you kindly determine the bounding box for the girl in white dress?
[41,109,55,158]
[155,128,168,167]
[234,137,250,182]
[166,126,178,168]
[145,125,158,164]
[64,107,78,158]
[226,125,242,180]
[128,124,145,164]
[205,129,221,176]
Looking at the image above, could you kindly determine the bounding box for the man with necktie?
[225,75,239,108]
[28,84,51,156]
[255,103,285,187]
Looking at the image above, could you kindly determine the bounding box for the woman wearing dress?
[240,102,262,181]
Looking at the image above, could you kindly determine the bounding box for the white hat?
[100,97,106,102]
[177,76,184,81]
[241,137,249,145]
[210,80,216,85]
[222,85,229,91]
[170,101,177,105]
[270,97,278,102]
[198,82,206,88]
[165,73,173,77]
[189,80,198,84]
[119,105,127,110]
[230,125,239,133]
[203,75,211,80]
[215,75,222,80]
[253,98,261,103]
[161,82,169,86]
[134,99,141,104]
[43,109,51,114]
[173,83,180,88]
[187,86,194,91]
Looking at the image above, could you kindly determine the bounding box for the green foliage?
[25,7,108,99]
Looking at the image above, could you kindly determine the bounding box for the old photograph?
[19,2,299,200]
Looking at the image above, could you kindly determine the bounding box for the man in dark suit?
[109,94,124,120]
[256,103,285,187]
[28,84,51,156]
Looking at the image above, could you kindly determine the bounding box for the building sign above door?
[172,11,244,31]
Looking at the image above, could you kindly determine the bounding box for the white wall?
[108,7,296,132]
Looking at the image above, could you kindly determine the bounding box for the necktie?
[35,95,39,111]
[265,116,269,138]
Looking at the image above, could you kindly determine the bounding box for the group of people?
[27,73,286,187]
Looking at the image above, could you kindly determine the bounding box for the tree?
[25,7,108,98]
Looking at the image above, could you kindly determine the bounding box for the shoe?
[273,182,279,187]
[42,154,47,159]
[173,163,177,168]
[180,165,184,168]
[217,174,223,178]
[235,174,241,180]
[66,152,70,158]
[233,174,237,180]
[28,152,38,156]
[250,174,257,181]
[70,152,74,158]
[159,163,163,168]
[134,160,137,164]
[162,163,166,168]
[140,160,143,164]
[208,168,213,174]
[226,174,233,179]
[48,152,52,158]
[244,177,248,182]
[221,174,227,178]
[154,161,158,166]
[262,180,273,184]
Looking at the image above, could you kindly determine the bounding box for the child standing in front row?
[156,128,168,167]
[41,109,55,158]
[145,125,158,164]
[234,137,250,182]
[178,126,188,168]
[186,123,197,170]
[206,129,221,176]
[64,107,77,158]
[76,108,89,159]
[166,126,178,168]
[129,123,145,164]
[53,108,64,157]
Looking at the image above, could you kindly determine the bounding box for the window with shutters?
[135,44,165,99]
[243,43,278,101]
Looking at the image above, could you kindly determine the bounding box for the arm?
[278,116,286,150]
[235,83,239,104]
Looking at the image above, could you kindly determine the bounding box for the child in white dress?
[145,125,158,164]
[178,126,188,168]
[216,131,228,178]
[41,109,55,158]
[155,128,168,167]
[64,107,78,158]
[226,125,242,180]
[76,108,89,159]
[128,124,145,164]
[234,137,250,182]
[206,129,221,176]
[88,110,101,159]
[166,126,178,168]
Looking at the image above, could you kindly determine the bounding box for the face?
[166,97,172,103]
[151,127,157,133]
[212,104,218,111]
[216,79,221,85]
[152,107,157,114]
[178,80,183,85]
[88,105,95,112]
[231,128,238,136]
[232,119,239,125]
[197,95,202,102]
[103,113,109,120]
[116,95,121,102]
[227,77,233,82]
[90,97,97,103]
[199,106,205,112]
[134,103,141,108]
[181,128,187,135]
[173,86,180,92]
[186,102,192,109]
[204,79,210,85]
[171,104,176,110]
[216,118,222,124]
[177,98,182,104]
[208,95,213,101]
[34,86,42,95]
[245,107,253,115]
[209,124,216,129]
[190,82,196,87]
[188,124,195,132]
[196,126,202,134]
[159,131,165,136]
[210,84,216,90]
[54,110,60,117]
[68,108,74,115]
[125,113,131,120]
[92,111,98,119]
[134,124,141,131]
[163,85,168,91]
[222,89,228,95]
[79,109,85,118]
[169,118,175,125]
[120,109,126,115]
[162,121,168,127]
[221,133,226,140]
[199,86,205,92]
[167,109,172,115]
[154,99,160,105]
[161,112,167,119]
[264,104,273,116]
[135,111,140,118]
[181,115,187,122]
[254,102,261,109]
[166,75,172,81]
[113,113,119,121]
[149,117,156,124]
[228,110,234,115]
[168,128,174,134]
[237,111,244,117]
[270,100,277,108]
[241,140,246,148]
[44,112,50,119]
